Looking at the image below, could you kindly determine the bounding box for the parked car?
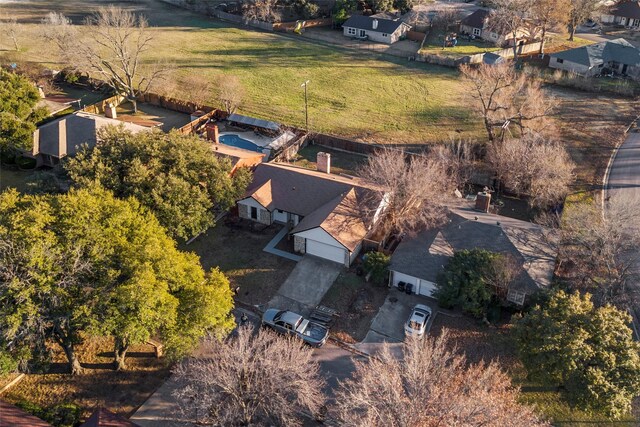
[262,309,329,347]
[404,304,432,338]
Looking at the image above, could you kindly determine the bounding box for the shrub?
[15,401,82,427]
[15,155,36,169]
[0,351,18,374]
[363,251,390,284]
[1,149,16,164]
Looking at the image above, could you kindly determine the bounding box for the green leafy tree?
[0,188,235,374]
[434,249,507,319]
[393,0,413,14]
[363,251,390,284]
[372,0,394,13]
[65,127,251,240]
[0,70,48,151]
[333,0,357,26]
[514,290,640,418]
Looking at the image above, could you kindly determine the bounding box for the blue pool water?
[219,134,264,153]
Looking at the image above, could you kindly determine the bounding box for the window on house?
[473,28,481,36]
[348,28,356,35]
[250,206,258,220]
[507,289,526,306]
[382,33,388,37]
[557,58,564,64]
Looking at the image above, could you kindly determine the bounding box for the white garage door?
[417,280,437,297]
[306,239,346,265]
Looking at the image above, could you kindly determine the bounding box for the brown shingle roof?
[292,188,371,251]
[241,163,372,217]
[461,9,490,29]
[0,399,52,427]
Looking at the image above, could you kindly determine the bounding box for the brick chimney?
[475,191,491,213]
[105,103,117,119]
[32,129,40,155]
[58,119,67,158]
[206,123,219,144]
[317,151,331,174]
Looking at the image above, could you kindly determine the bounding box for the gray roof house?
[342,15,410,44]
[601,1,640,27]
[237,160,386,267]
[389,208,557,306]
[549,38,640,78]
[29,111,148,167]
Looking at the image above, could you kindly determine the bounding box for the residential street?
[130,309,360,426]
[605,130,640,333]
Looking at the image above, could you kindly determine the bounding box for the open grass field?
[0,0,479,145]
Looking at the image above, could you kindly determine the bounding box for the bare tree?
[431,9,463,32]
[530,0,571,55]
[77,6,163,112]
[488,0,533,61]
[487,132,574,208]
[172,325,325,426]
[335,331,549,427]
[217,75,244,115]
[460,62,556,143]
[1,16,20,51]
[358,148,453,242]
[430,137,478,192]
[40,12,79,61]
[559,195,640,306]
[242,0,281,23]
[568,0,601,41]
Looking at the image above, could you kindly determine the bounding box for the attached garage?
[306,239,347,265]
[391,271,437,297]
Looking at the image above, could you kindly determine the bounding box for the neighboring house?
[601,0,640,27]
[549,38,640,78]
[80,408,141,427]
[0,399,52,427]
[237,156,386,266]
[460,9,529,46]
[389,208,557,306]
[26,111,148,167]
[342,15,410,44]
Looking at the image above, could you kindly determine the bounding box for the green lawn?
[421,33,500,57]
[290,144,367,175]
[0,166,32,193]
[0,0,480,145]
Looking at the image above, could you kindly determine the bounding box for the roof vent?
[373,19,378,30]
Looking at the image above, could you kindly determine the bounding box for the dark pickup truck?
[262,309,329,348]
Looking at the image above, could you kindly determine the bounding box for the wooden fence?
[81,94,125,115]
[311,133,382,155]
[273,18,333,32]
[416,41,543,68]
[272,133,311,162]
[176,109,218,135]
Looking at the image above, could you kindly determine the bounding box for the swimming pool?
[219,134,264,153]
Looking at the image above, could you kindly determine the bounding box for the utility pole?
[301,80,310,132]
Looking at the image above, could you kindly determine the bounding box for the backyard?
[289,144,367,175]
[0,0,480,145]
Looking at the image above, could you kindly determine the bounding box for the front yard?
[183,222,296,306]
[3,337,170,422]
[319,270,389,343]
[430,313,640,425]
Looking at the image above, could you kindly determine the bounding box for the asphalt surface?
[605,131,640,331]
[131,309,360,426]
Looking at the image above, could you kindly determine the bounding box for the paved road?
[130,309,359,426]
[605,130,640,332]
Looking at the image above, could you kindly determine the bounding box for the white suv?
[404,304,432,338]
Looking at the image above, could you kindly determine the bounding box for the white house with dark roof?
[342,15,410,44]
[549,38,640,78]
[460,9,531,46]
[389,208,557,305]
[601,0,640,27]
[237,158,386,266]
[27,111,148,167]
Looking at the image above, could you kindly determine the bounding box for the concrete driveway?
[267,255,342,315]
[355,289,438,355]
